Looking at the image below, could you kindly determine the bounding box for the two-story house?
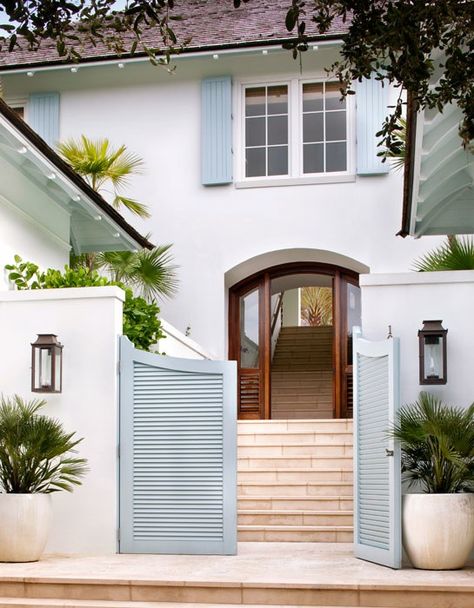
[0,1,440,423]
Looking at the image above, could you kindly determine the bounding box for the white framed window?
[237,77,354,187]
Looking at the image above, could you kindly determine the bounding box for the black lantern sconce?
[418,320,447,385]
[31,334,63,393]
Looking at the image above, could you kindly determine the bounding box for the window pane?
[303,113,323,142]
[325,82,346,111]
[303,143,324,173]
[267,85,288,114]
[325,112,346,141]
[246,147,266,177]
[240,289,259,368]
[268,115,288,145]
[303,83,323,112]
[268,146,288,176]
[326,142,347,172]
[246,117,266,147]
[245,87,266,116]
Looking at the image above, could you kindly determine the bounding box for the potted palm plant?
[0,395,88,562]
[392,392,474,569]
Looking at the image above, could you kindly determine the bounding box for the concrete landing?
[0,543,472,607]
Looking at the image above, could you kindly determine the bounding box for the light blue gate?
[119,337,237,555]
[353,327,402,569]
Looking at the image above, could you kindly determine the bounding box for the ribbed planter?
[403,493,474,570]
[0,494,52,562]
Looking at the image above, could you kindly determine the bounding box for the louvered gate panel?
[353,328,401,569]
[119,337,237,555]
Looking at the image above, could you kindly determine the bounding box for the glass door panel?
[240,289,260,368]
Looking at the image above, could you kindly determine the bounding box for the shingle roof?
[0,0,349,69]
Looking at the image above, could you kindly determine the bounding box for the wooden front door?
[229,274,270,419]
[229,263,359,420]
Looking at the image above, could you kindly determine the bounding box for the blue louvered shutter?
[201,76,233,185]
[353,327,401,569]
[356,76,389,175]
[27,92,60,147]
[119,337,237,555]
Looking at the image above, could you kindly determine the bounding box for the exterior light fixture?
[418,320,447,385]
[31,334,63,393]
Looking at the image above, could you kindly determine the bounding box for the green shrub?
[0,395,88,493]
[5,256,165,352]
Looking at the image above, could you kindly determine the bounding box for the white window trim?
[234,75,356,188]
[5,96,28,122]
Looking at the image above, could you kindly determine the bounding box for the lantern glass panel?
[54,348,62,392]
[424,336,443,380]
[35,346,53,390]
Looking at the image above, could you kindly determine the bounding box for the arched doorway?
[229,262,360,420]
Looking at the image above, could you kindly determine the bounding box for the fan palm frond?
[391,392,474,493]
[0,395,88,494]
[97,244,179,301]
[413,236,474,271]
[300,287,333,326]
[58,135,149,218]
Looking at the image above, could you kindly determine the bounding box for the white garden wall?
[360,271,474,408]
[0,286,123,554]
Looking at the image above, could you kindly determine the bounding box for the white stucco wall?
[0,287,123,554]
[2,49,443,358]
[0,198,69,290]
[360,271,474,408]
[157,319,212,359]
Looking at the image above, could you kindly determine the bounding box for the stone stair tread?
[238,525,353,531]
[0,602,377,608]
[238,481,353,486]
[238,509,352,515]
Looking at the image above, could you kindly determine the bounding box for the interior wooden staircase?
[238,419,353,542]
[271,326,333,419]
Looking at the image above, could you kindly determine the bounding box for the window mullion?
[290,78,299,177]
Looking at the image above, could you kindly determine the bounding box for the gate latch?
[385,449,394,457]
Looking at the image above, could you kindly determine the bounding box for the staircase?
[238,419,353,542]
[271,326,333,419]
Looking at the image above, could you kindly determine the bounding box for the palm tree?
[300,287,333,326]
[391,392,474,493]
[58,136,150,218]
[413,235,474,271]
[0,395,88,493]
[96,245,178,301]
[60,135,178,300]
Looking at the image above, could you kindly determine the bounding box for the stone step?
[238,455,353,469]
[238,496,353,510]
[238,431,352,446]
[237,420,352,433]
[238,510,353,526]
[238,481,353,497]
[238,443,353,457]
[0,601,386,608]
[238,468,353,482]
[238,525,353,542]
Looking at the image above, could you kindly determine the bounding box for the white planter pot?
[403,493,474,570]
[0,494,52,562]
